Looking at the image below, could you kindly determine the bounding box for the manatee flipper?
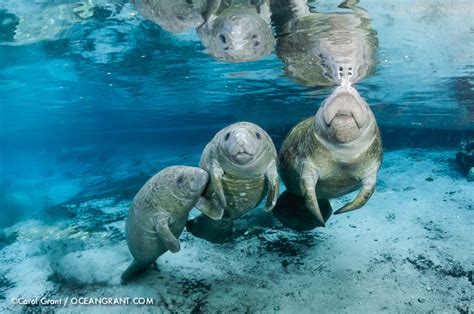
[300,161,325,226]
[121,260,152,285]
[264,160,279,212]
[186,214,234,243]
[334,172,377,215]
[338,0,359,9]
[210,159,227,209]
[153,214,180,253]
[273,191,332,231]
[196,196,224,220]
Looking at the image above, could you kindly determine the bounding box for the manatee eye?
[256,132,261,140]
[177,175,184,185]
[224,132,230,141]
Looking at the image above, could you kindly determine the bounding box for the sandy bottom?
[0,149,472,313]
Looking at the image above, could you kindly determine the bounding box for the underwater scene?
[0,0,473,312]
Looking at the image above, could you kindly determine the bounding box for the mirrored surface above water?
[1,0,473,143]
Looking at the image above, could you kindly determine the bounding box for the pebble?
[418,297,426,303]
[426,286,432,291]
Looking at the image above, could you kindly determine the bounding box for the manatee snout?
[221,127,260,164]
[320,86,369,143]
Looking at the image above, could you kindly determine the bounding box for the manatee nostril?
[256,132,261,140]
[225,132,230,141]
[219,34,226,44]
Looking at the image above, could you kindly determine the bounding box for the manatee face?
[166,166,209,197]
[198,8,273,62]
[135,0,210,33]
[219,123,265,165]
[319,86,369,143]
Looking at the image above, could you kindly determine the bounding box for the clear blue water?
[0,0,473,227]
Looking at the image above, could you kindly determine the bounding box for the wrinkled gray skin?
[134,0,221,33]
[187,122,279,242]
[122,166,219,283]
[272,0,377,86]
[278,84,383,226]
[197,0,274,62]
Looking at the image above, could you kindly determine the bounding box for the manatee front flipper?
[121,260,152,285]
[338,0,359,9]
[300,161,326,226]
[153,213,180,253]
[273,191,332,231]
[264,160,279,212]
[186,214,234,244]
[211,159,227,209]
[334,172,377,215]
[196,196,224,220]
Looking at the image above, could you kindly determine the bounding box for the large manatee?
[274,84,383,229]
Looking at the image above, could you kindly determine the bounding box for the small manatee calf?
[187,122,279,242]
[122,166,221,283]
[275,83,383,230]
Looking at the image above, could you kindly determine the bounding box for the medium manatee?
[272,0,377,86]
[133,0,221,33]
[275,84,383,229]
[197,0,274,62]
[186,122,279,242]
[122,166,221,283]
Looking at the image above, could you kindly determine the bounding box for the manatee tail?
[121,260,153,285]
[186,214,234,244]
[272,191,332,231]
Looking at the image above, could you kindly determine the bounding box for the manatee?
[275,84,383,229]
[456,137,474,181]
[271,0,377,86]
[187,122,279,242]
[197,0,274,62]
[133,0,221,34]
[122,166,220,283]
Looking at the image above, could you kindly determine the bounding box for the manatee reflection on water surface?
[272,0,378,86]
